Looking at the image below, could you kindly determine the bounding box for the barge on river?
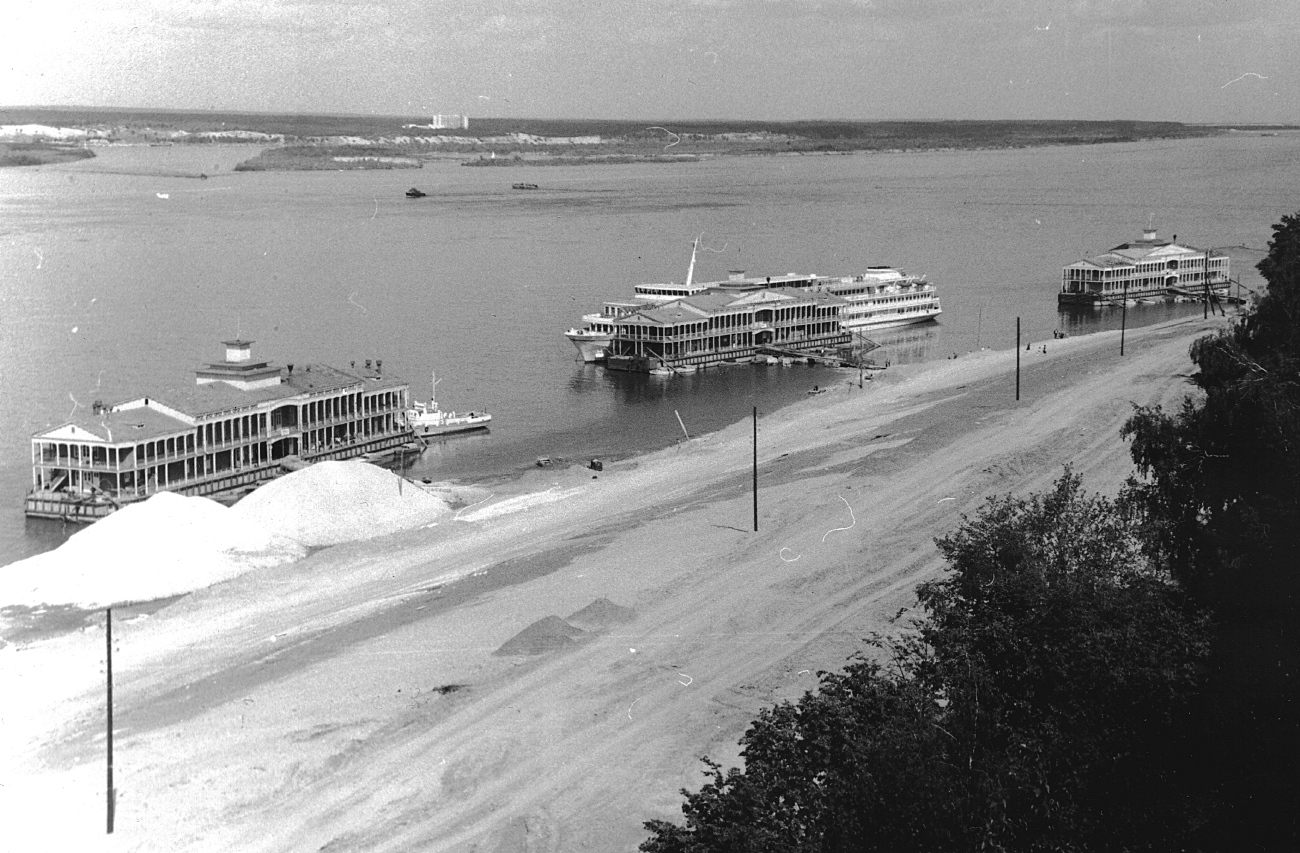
[26,340,414,523]
[1059,228,1231,306]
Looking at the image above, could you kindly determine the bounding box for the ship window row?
[620,319,840,342]
[1067,258,1227,281]
[610,323,845,357]
[33,391,406,470]
[619,310,838,340]
[32,411,407,496]
[837,285,931,298]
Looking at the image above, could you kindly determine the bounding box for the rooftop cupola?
[196,340,283,390]
[223,339,254,363]
[1142,228,1158,242]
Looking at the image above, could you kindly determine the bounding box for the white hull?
[412,416,491,439]
[567,331,613,362]
[409,410,491,440]
[405,373,491,440]
[840,308,942,332]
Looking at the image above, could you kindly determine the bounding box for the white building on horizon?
[404,115,469,130]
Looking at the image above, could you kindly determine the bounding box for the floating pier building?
[1059,229,1231,305]
[26,341,412,522]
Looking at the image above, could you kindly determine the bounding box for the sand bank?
[0,315,1222,853]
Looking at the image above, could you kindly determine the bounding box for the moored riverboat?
[565,299,646,362]
[567,240,939,370]
[600,287,852,372]
[25,341,413,522]
[804,267,942,330]
[404,371,491,440]
[1059,228,1231,306]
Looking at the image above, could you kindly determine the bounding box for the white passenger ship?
[805,267,942,331]
[565,299,646,362]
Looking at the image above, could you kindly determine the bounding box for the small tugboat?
[404,371,491,441]
[511,182,539,190]
[405,187,427,198]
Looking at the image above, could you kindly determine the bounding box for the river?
[0,132,1291,567]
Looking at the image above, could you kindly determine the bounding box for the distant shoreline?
[1,112,1240,171]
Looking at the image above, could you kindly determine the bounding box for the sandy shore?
[1,315,1221,853]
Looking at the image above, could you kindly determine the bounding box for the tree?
[1121,211,1300,849]
[643,471,1211,852]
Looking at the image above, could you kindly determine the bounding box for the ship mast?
[685,236,699,287]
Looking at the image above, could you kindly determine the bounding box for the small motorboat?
[511,182,539,190]
[405,187,427,198]
[404,371,491,440]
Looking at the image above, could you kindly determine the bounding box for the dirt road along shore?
[2,315,1221,853]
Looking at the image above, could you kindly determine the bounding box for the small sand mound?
[232,461,450,547]
[566,597,635,630]
[494,616,586,656]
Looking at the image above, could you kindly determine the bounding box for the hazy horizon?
[3,1,1295,125]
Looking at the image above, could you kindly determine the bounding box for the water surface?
[1,134,1290,566]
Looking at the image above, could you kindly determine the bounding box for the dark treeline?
[642,213,1300,852]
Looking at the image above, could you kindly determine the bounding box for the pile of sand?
[0,492,305,609]
[566,597,636,630]
[231,461,450,547]
[494,615,587,656]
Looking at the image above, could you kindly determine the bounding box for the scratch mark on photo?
[646,126,680,150]
[1221,73,1268,89]
[822,496,856,542]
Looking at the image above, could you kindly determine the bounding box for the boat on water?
[404,371,491,441]
[25,340,415,523]
[566,238,940,372]
[565,299,645,362]
[511,182,539,190]
[405,187,427,198]
[565,325,615,363]
[805,267,942,331]
[1059,228,1231,306]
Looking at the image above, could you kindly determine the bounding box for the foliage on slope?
[1121,210,1300,849]
[643,473,1212,852]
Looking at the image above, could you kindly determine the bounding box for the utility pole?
[752,406,758,532]
[1121,279,1128,356]
[1204,253,1210,320]
[1015,317,1021,401]
[106,606,115,834]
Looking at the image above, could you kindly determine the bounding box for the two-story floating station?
[1059,229,1231,306]
[601,287,854,373]
[26,340,414,522]
[566,245,942,370]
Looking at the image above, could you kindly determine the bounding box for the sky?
[2,0,1296,122]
